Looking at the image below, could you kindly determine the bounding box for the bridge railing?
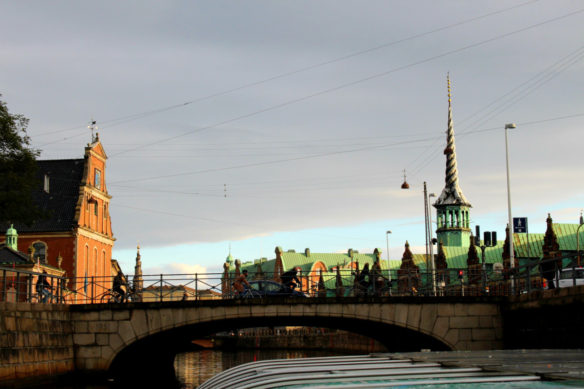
[0,267,68,303]
[0,254,579,303]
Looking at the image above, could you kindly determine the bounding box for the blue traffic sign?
[513,217,528,233]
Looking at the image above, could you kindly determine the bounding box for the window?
[263,282,282,293]
[43,175,50,193]
[33,242,47,264]
[94,169,101,189]
[94,202,98,216]
[93,248,98,279]
[102,250,107,279]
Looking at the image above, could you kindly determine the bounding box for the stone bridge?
[2,287,584,386]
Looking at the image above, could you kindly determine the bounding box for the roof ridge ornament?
[88,119,98,144]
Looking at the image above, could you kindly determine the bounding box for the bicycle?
[100,289,124,303]
[29,291,65,304]
[100,288,140,303]
[234,287,256,299]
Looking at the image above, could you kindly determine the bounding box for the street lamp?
[505,123,516,293]
[386,230,392,283]
[428,193,436,295]
[577,212,584,267]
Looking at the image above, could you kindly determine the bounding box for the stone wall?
[502,285,584,349]
[0,302,74,386]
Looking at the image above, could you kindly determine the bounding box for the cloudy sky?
[2,1,583,275]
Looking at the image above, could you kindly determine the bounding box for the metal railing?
[0,267,67,303]
[0,254,579,304]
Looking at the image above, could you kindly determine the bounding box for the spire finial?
[447,72,452,103]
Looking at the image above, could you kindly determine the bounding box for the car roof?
[249,280,280,284]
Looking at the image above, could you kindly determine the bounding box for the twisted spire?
[435,75,470,207]
[445,76,457,187]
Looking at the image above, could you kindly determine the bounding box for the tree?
[0,95,43,226]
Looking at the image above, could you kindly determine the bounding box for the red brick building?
[0,134,115,302]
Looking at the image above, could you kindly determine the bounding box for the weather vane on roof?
[88,119,98,143]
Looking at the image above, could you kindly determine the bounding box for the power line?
[107,111,584,186]
[112,203,264,228]
[409,44,584,178]
[108,8,584,159]
[33,0,539,138]
[109,137,432,184]
[111,203,385,245]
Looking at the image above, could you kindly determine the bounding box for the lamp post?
[386,230,392,283]
[577,212,584,267]
[505,123,516,293]
[428,193,436,296]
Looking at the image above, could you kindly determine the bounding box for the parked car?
[543,267,584,289]
[557,267,584,288]
[244,280,307,298]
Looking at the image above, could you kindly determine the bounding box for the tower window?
[94,169,101,189]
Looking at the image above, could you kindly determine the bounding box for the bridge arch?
[71,298,501,384]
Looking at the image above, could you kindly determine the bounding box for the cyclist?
[233,270,251,297]
[36,270,52,303]
[113,272,127,302]
[281,267,302,292]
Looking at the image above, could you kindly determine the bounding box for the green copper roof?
[6,224,17,236]
[258,251,384,274]
[550,223,584,251]
[225,253,234,264]
[228,222,582,281]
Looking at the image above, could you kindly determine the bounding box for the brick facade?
[0,136,115,302]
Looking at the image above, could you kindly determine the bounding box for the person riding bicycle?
[233,270,251,297]
[281,267,302,292]
[36,270,52,303]
[113,272,128,302]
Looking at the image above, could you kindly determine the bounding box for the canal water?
[175,349,349,388]
[48,349,349,388]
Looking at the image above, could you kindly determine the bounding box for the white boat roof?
[198,353,554,389]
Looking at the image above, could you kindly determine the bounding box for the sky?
[1,1,583,275]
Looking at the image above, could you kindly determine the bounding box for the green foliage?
[0,95,43,226]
